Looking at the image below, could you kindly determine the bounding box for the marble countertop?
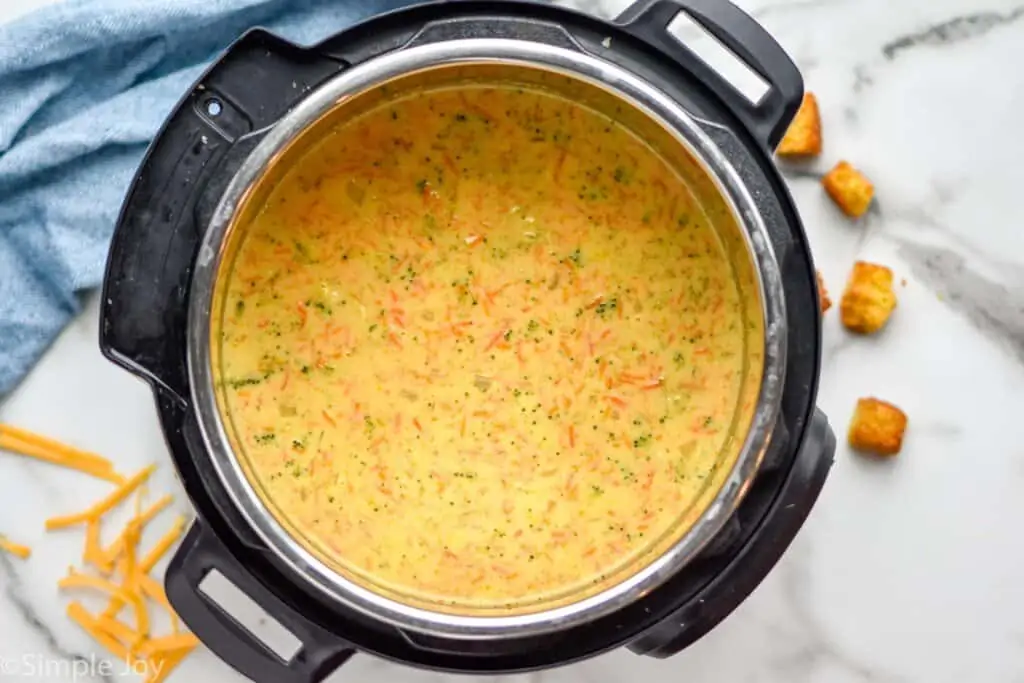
[2,0,1023,681]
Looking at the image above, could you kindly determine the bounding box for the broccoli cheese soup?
[213,83,762,612]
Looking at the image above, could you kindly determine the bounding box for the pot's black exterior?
[99,2,835,681]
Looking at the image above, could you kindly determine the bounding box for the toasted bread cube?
[840,261,896,333]
[817,271,832,313]
[777,93,823,157]
[823,161,874,218]
[848,398,907,456]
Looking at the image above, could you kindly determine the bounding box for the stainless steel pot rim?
[187,37,787,639]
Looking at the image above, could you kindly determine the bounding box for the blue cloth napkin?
[0,0,407,397]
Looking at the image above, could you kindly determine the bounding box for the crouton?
[777,93,822,157]
[822,161,874,218]
[840,261,896,333]
[848,398,907,456]
[817,271,832,313]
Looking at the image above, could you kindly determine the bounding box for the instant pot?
[99,0,835,680]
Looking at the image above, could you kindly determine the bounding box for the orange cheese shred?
[97,494,173,573]
[6,422,196,676]
[67,601,131,661]
[83,520,104,569]
[0,536,31,559]
[103,514,187,623]
[97,614,138,644]
[138,574,180,634]
[137,633,200,658]
[0,424,123,483]
[59,571,149,640]
[46,464,156,530]
[141,515,187,573]
[145,643,197,683]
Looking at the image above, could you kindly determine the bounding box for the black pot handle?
[629,408,835,657]
[165,522,355,683]
[616,0,803,150]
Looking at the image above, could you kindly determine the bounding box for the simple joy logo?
[0,653,166,680]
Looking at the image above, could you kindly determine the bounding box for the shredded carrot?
[553,147,568,181]
[412,417,423,432]
[483,329,506,351]
[567,424,576,448]
[605,395,628,408]
[465,234,483,246]
[46,464,156,530]
[486,282,513,300]
[0,536,31,559]
[449,320,473,336]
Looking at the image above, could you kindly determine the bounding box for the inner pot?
[188,39,786,638]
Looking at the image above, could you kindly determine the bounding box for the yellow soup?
[215,83,760,612]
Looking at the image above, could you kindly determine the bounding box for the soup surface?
[215,83,759,610]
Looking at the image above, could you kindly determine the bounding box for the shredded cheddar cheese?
[98,495,173,573]
[0,423,123,483]
[60,571,150,639]
[97,613,139,644]
[46,464,156,530]
[146,644,197,683]
[2,422,198,680]
[138,574,181,634]
[137,634,200,658]
[68,601,133,661]
[84,520,104,569]
[0,536,31,559]
[141,516,187,573]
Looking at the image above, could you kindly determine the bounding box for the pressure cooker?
[99,0,835,680]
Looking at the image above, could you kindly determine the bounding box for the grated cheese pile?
[0,423,198,683]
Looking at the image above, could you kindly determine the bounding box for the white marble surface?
[2,0,1024,681]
